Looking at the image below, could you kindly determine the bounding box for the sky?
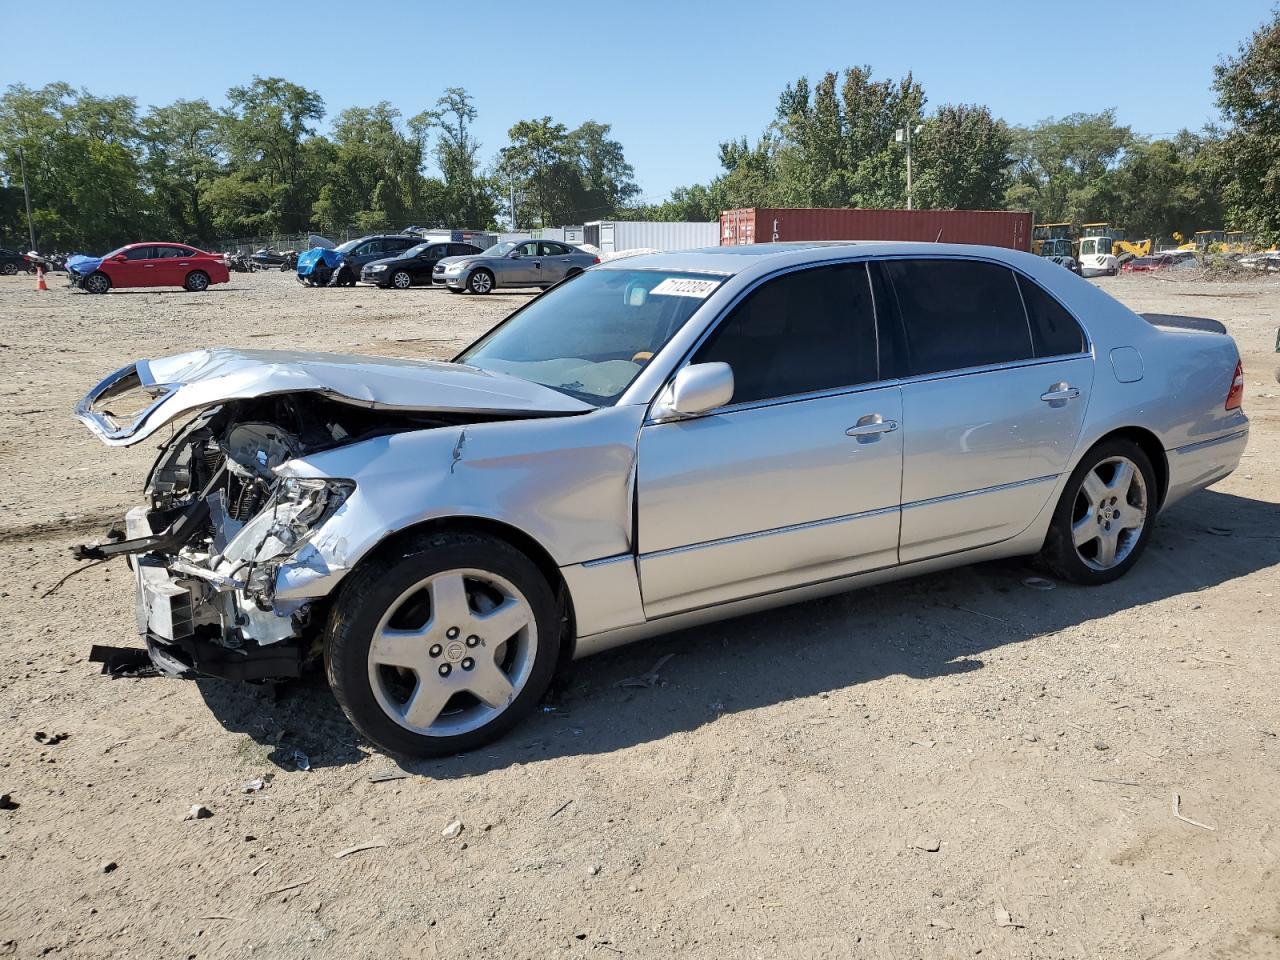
[3,0,1273,202]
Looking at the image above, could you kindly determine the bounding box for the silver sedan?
[433,239,600,293]
[75,242,1249,757]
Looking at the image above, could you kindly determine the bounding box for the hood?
[66,254,103,275]
[434,255,477,269]
[362,255,402,270]
[76,347,595,447]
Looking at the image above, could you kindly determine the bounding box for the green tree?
[1005,110,1134,223]
[569,120,640,218]
[1093,132,1224,240]
[0,82,151,250]
[411,87,498,228]
[1213,8,1280,242]
[913,104,1012,209]
[141,99,223,243]
[207,76,326,237]
[313,102,424,232]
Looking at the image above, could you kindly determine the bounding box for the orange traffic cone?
[36,267,48,292]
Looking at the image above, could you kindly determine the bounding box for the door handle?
[1040,382,1081,403]
[845,414,898,438]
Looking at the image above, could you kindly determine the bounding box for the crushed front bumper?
[124,506,307,682]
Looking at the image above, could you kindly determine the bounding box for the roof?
[595,241,1041,277]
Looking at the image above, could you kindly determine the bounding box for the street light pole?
[17,145,37,252]
[894,123,924,211]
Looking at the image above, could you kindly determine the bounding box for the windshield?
[458,269,726,404]
[404,243,431,258]
[480,241,518,257]
[102,246,129,259]
[334,238,362,254]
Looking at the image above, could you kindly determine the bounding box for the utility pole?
[894,123,923,211]
[17,145,37,252]
[508,168,517,231]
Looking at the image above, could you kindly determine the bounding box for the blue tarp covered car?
[296,247,345,285]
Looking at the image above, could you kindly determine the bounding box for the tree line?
[0,79,639,251]
[1,10,1276,250]
[635,10,1279,246]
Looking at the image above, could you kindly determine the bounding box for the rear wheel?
[467,269,494,294]
[1039,439,1156,585]
[184,270,210,292]
[84,272,111,294]
[391,270,413,290]
[325,531,561,757]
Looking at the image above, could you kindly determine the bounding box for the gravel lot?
[0,268,1277,959]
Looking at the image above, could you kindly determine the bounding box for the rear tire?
[1038,439,1157,585]
[325,531,561,758]
[84,272,111,294]
[184,270,210,292]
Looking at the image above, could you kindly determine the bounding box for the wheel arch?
[347,514,578,665]
[1080,425,1170,509]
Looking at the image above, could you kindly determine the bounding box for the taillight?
[591,257,600,264]
[1225,359,1244,410]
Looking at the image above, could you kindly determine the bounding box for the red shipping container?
[720,207,1033,252]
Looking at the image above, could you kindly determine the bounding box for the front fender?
[273,405,645,601]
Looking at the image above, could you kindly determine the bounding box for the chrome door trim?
[581,552,633,568]
[645,376,902,425]
[901,473,1059,511]
[639,504,900,561]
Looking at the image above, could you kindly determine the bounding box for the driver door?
[635,262,903,618]
[507,241,541,284]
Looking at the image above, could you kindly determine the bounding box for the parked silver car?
[75,243,1249,757]
[433,239,599,294]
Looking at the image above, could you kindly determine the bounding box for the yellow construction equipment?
[1032,222,1073,255]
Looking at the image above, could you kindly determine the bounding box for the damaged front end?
[74,348,596,683]
[79,400,369,680]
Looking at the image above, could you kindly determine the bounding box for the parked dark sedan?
[361,241,483,289]
[0,247,33,275]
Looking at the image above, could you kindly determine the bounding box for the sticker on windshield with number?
[650,277,719,298]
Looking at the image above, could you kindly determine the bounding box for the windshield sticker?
[649,277,719,298]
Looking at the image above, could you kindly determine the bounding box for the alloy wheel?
[393,271,412,289]
[1069,455,1148,570]
[469,272,492,294]
[367,568,538,737]
[86,274,109,294]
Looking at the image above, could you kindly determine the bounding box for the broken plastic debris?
[291,750,311,771]
[441,820,463,839]
[241,778,266,793]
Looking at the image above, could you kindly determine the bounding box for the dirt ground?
[0,267,1277,960]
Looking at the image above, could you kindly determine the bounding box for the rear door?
[636,262,903,617]
[879,258,1094,562]
[152,245,188,286]
[539,241,571,283]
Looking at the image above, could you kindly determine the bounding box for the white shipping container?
[583,221,718,254]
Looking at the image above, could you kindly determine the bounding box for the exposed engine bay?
[78,394,467,681]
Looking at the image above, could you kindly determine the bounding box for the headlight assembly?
[368,264,387,272]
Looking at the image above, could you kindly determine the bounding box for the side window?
[883,259,1032,376]
[124,247,154,260]
[450,244,474,256]
[395,238,416,252]
[518,241,539,257]
[1017,274,1086,357]
[154,246,183,259]
[691,263,879,405]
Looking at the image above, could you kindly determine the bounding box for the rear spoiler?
[1141,313,1227,335]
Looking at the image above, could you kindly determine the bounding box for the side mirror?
[114,254,128,262]
[666,362,735,417]
[509,251,522,259]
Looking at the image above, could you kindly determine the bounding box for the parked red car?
[67,243,230,294]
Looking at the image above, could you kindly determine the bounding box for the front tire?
[467,269,494,294]
[391,270,412,289]
[84,271,111,294]
[1,263,17,275]
[184,270,210,292]
[1039,439,1157,585]
[325,531,561,758]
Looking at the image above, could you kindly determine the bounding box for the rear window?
[883,259,1033,375]
[1017,274,1086,357]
